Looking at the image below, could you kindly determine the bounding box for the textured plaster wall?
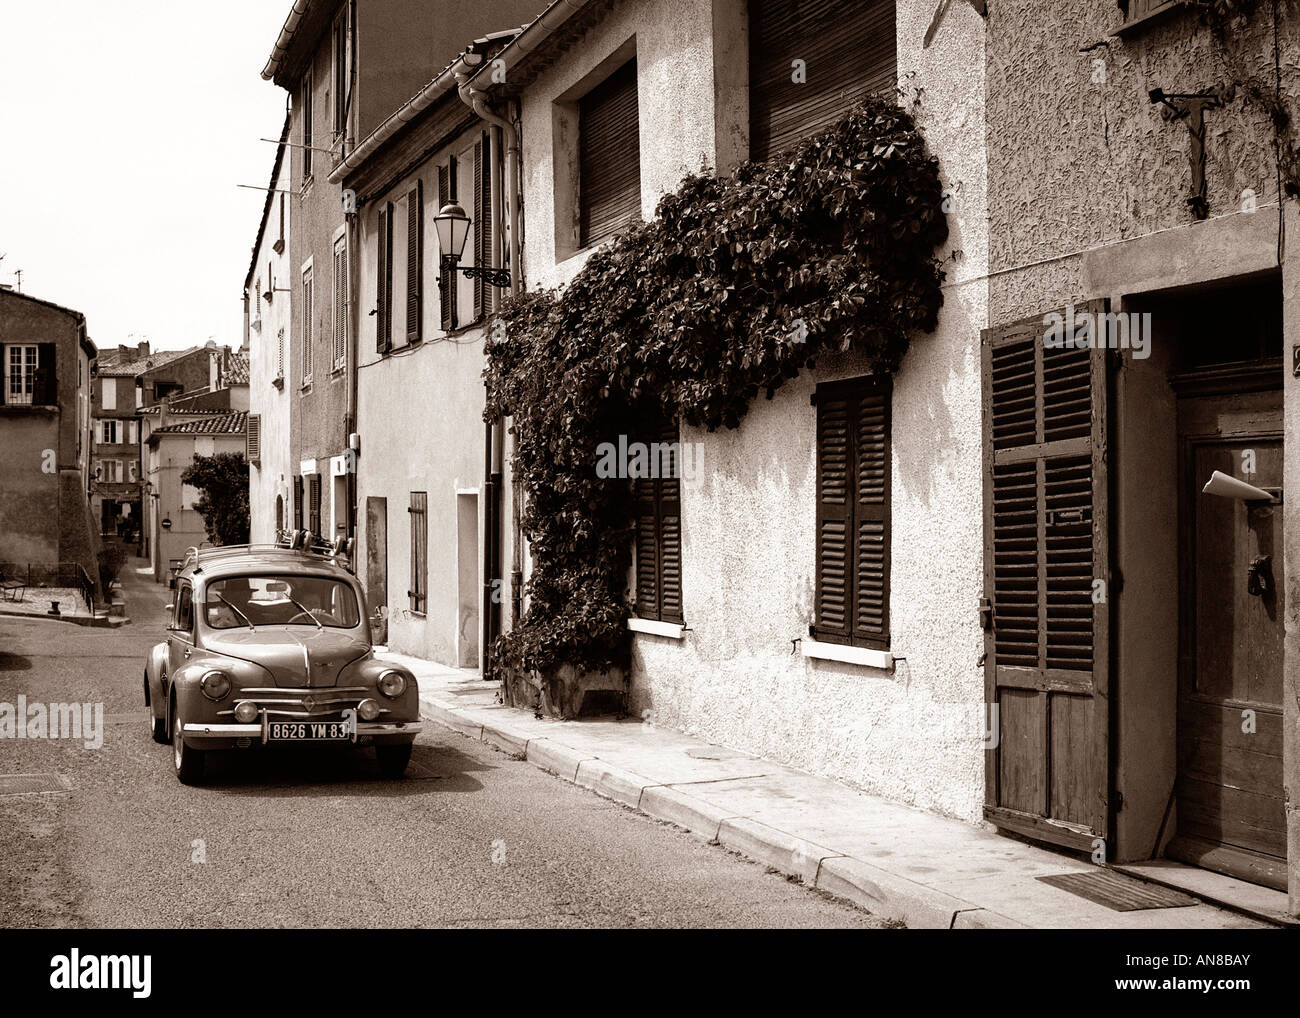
[249,148,293,545]
[514,0,991,818]
[354,152,487,667]
[1283,202,1300,912]
[0,415,59,564]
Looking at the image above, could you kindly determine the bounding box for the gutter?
[262,0,313,81]
[464,0,594,92]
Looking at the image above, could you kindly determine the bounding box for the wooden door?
[365,497,388,645]
[1168,389,1285,889]
[980,302,1111,853]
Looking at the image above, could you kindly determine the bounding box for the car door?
[166,582,195,689]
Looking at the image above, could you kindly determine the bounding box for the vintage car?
[144,538,422,784]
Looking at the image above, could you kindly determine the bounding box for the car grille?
[216,686,390,721]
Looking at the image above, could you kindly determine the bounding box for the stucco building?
[245,118,294,545]
[0,286,100,595]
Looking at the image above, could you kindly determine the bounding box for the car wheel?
[376,742,412,779]
[172,698,206,785]
[147,673,167,744]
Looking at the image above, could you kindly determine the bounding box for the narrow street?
[0,563,881,928]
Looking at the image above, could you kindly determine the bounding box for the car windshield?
[203,575,360,630]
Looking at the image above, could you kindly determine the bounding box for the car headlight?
[233,701,258,723]
[200,670,232,701]
[377,669,406,699]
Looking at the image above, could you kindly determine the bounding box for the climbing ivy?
[483,96,949,685]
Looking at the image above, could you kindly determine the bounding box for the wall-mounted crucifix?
[1148,84,1235,220]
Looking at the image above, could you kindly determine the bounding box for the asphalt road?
[0,561,883,929]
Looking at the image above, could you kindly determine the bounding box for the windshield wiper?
[215,594,256,631]
[285,594,324,629]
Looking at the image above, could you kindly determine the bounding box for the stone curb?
[416,692,1027,929]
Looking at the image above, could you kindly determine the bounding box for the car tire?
[376,742,412,779]
[172,698,206,785]
[147,673,167,744]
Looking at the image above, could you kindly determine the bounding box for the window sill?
[627,617,685,640]
[802,637,894,671]
[1112,0,1190,36]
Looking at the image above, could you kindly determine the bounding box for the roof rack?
[178,531,356,574]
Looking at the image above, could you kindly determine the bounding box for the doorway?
[1166,385,1285,889]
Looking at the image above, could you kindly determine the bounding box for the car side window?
[176,584,194,637]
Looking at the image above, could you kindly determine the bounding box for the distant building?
[143,407,248,581]
[0,286,100,595]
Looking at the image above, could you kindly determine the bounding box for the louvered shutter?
[813,377,890,648]
[438,165,453,331]
[294,476,304,529]
[748,0,896,163]
[474,134,492,321]
[633,473,659,618]
[406,180,423,343]
[579,60,641,247]
[632,420,685,623]
[333,240,347,367]
[981,301,1110,851]
[247,414,261,465]
[376,202,392,352]
[309,474,322,536]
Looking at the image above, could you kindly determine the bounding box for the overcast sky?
[1,1,291,353]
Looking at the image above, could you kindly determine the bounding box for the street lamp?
[433,203,511,294]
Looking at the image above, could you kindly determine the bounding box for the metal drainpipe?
[456,77,522,673]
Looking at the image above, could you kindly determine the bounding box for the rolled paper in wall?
[1202,470,1276,502]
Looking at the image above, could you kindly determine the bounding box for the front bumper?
[182,720,422,743]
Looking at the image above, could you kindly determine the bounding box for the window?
[101,377,116,410]
[632,419,684,624]
[176,583,195,636]
[331,9,349,140]
[578,59,641,248]
[375,201,393,352]
[255,276,262,322]
[293,475,304,530]
[99,460,123,483]
[205,575,359,630]
[308,473,322,536]
[301,70,314,183]
[98,419,122,445]
[408,491,427,613]
[128,420,139,444]
[813,377,891,650]
[301,263,314,385]
[437,160,457,330]
[748,0,896,162]
[405,181,423,343]
[333,235,348,369]
[276,194,285,252]
[1120,0,1183,22]
[128,460,138,482]
[3,344,38,405]
[247,413,262,465]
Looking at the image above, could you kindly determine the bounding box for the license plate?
[267,721,352,741]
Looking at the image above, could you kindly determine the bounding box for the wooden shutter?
[309,473,322,536]
[34,343,57,405]
[579,59,641,247]
[474,133,492,321]
[980,300,1110,852]
[333,239,347,367]
[408,491,427,612]
[813,377,890,648]
[632,419,684,623]
[406,179,423,343]
[438,165,453,331]
[294,475,304,529]
[376,202,392,352]
[247,414,261,465]
[748,0,896,162]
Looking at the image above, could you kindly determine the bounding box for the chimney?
[138,341,150,357]
[160,394,171,430]
[118,344,128,357]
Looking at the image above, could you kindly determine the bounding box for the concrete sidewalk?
[379,648,1277,929]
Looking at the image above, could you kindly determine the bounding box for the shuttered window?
[333,236,348,370]
[748,0,896,163]
[406,180,423,344]
[980,302,1111,849]
[276,328,285,380]
[308,473,322,536]
[813,377,890,649]
[301,264,314,384]
[376,202,393,352]
[301,70,314,182]
[247,414,262,465]
[632,419,684,624]
[579,59,641,248]
[408,491,427,613]
[3,344,39,405]
[293,475,304,530]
